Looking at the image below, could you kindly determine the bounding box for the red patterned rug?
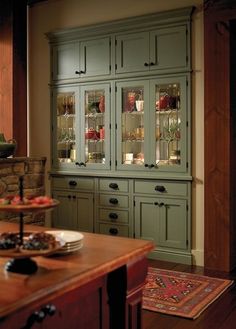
[142,267,234,319]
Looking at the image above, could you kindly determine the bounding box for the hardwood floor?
[143,259,236,329]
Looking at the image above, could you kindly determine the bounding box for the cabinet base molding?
[148,249,192,265]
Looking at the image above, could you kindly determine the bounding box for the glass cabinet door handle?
[109,198,118,205]
[81,162,86,167]
[109,228,118,235]
[109,183,118,189]
[155,185,166,192]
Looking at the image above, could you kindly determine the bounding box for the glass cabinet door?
[79,84,110,169]
[150,76,187,172]
[116,76,188,172]
[116,80,149,170]
[55,88,77,166]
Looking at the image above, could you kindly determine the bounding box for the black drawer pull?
[42,304,56,316]
[109,183,118,189]
[109,198,118,205]
[109,228,118,235]
[22,305,56,329]
[155,185,166,192]
[109,213,118,220]
[69,180,77,186]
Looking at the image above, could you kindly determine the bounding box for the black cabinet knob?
[144,62,149,66]
[33,311,46,323]
[154,202,159,206]
[144,163,149,167]
[69,180,77,186]
[80,162,86,167]
[109,183,118,189]
[109,198,118,205]
[109,228,118,235]
[150,62,155,66]
[155,185,166,192]
[80,70,85,74]
[75,70,80,74]
[159,202,164,207]
[149,164,154,168]
[109,213,118,220]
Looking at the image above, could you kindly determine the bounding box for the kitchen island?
[0,222,154,329]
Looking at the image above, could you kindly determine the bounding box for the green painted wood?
[115,32,149,74]
[134,179,188,196]
[99,209,129,224]
[52,190,78,230]
[150,25,188,72]
[159,198,187,249]
[99,194,129,208]
[99,223,129,237]
[79,37,111,77]
[134,196,188,253]
[116,25,188,75]
[52,190,94,232]
[52,42,79,80]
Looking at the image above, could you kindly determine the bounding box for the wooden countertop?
[0,222,154,319]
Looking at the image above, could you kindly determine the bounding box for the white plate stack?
[46,230,84,255]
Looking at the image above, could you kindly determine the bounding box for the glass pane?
[84,89,105,164]
[121,86,144,165]
[155,83,181,165]
[57,92,76,163]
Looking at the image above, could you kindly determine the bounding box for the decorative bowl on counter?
[0,133,17,158]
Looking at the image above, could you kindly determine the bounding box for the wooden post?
[0,0,27,156]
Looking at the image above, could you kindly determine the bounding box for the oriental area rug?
[142,267,234,319]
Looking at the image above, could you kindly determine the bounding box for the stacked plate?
[46,230,84,255]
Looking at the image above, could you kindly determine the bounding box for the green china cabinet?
[48,7,193,264]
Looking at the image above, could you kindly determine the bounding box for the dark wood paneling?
[204,2,236,271]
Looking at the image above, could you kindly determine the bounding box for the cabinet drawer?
[99,194,129,208]
[134,180,187,196]
[98,209,129,224]
[52,177,94,190]
[98,179,128,192]
[99,223,129,237]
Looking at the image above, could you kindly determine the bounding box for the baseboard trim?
[148,249,192,265]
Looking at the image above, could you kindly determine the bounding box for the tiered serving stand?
[0,177,60,274]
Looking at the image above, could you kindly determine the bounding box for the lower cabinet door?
[3,277,108,329]
[53,190,94,232]
[134,196,187,250]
